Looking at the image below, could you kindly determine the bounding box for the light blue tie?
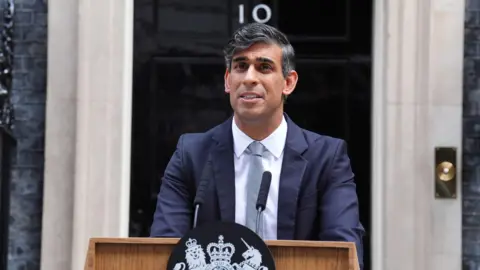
[245,141,266,234]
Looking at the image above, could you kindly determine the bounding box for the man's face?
[224,42,297,123]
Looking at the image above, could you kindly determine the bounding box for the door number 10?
[238,4,272,24]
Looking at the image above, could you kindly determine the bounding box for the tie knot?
[247,141,265,156]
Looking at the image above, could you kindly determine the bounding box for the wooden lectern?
[84,237,360,270]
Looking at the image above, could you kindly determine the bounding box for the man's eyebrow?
[232,56,275,64]
[256,57,274,64]
[232,56,248,62]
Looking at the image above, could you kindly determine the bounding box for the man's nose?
[243,66,259,86]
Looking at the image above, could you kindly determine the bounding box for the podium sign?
[167,222,275,270]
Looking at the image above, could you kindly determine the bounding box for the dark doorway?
[130,0,372,268]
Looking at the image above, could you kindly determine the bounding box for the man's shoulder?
[285,115,345,150]
[292,126,350,162]
[176,121,227,149]
[295,127,352,173]
[178,130,212,144]
[298,127,345,149]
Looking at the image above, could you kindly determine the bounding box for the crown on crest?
[185,238,200,249]
[207,235,235,263]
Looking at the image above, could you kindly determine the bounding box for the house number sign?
[238,4,272,24]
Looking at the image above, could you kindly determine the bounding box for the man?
[150,22,365,268]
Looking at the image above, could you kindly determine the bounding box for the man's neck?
[233,111,284,141]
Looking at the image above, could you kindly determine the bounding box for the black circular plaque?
[166,221,276,270]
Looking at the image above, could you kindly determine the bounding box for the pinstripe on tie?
[245,141,266,233]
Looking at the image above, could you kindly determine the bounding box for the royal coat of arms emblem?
[166,221,275,270]
[172,235,269,270]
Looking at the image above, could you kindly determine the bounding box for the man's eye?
[260,64,272,70]
[236,63,247,69]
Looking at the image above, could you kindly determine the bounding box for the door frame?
[370,0,464,269]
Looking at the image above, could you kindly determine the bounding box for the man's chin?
[234,110,266,123]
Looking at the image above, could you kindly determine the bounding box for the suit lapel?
[211,117,236,222]
[277,115,308,239]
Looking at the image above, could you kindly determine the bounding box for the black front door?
[131,0,372,268]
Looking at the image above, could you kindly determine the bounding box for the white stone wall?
[40,0,77,268]
[372,0,465,269]
[41,0,133,269]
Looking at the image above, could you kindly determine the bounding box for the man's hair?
[223,23,295,78]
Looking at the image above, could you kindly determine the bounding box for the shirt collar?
[231,115,287,159]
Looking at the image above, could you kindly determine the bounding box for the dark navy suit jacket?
[150,114,365,268]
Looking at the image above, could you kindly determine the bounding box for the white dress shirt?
[231,116,287,240]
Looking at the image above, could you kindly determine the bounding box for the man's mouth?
[239,93,263,100]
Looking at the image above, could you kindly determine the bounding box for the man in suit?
[150,22,365,268]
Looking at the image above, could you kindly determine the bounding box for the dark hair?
[223,23,295,78]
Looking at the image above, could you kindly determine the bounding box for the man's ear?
[282,70,299,96]
[224,69,231,94]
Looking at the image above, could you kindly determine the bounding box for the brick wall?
[464,0,480,269]
[6,0,47,269]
